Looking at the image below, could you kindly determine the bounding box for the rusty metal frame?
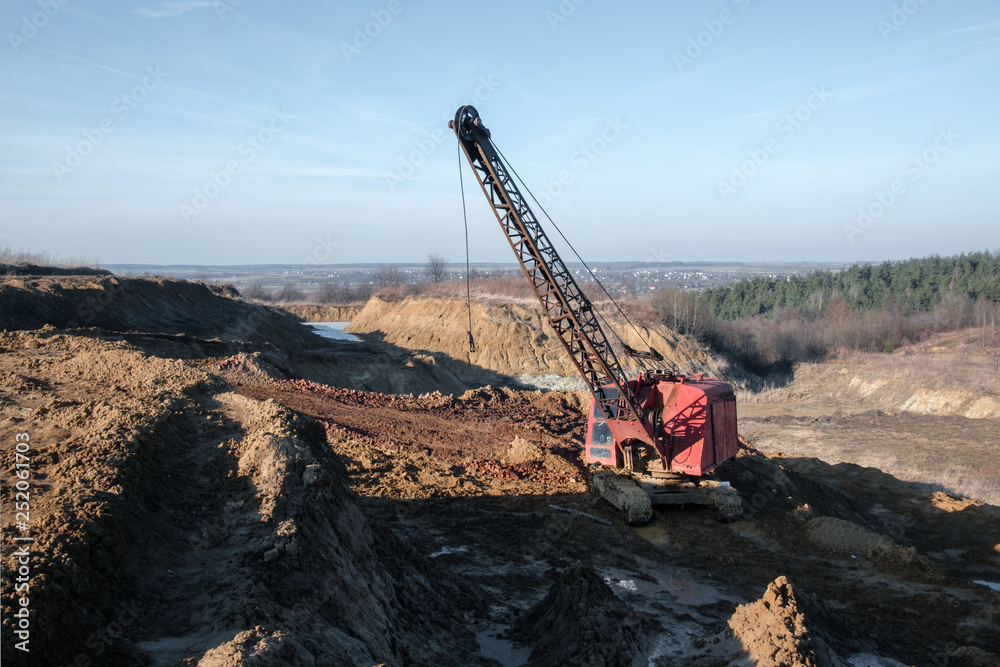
[450,105,645,429]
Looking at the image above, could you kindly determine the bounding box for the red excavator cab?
[585,375,738,476]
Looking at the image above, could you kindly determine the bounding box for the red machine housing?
[585,374,738,476]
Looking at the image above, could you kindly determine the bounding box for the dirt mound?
[804,516,896,558]
[214,351,287,384]
[718,441,881,530]
[0,274,320,351]
[347,295,734,387]
[728,576,846,667]
[0,330,480,665]
[279,304,362,322]
[511,561,653,667]
[0,263,111,276]
[505,435,545,464]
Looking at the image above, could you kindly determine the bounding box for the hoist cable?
[457,141,476,354]
[491,140,657,359]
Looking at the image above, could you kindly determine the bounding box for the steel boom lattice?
[450,106,642,423]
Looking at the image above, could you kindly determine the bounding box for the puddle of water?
[928,549,968,562]
[601,567,725,606]
[973,580,1000,591]
[476,631,531,667]
[429,545,469,558]
[308,321,359,341]
[848,653,909,666]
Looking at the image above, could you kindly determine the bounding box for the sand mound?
[460,384,519,403]
[505,435,545,464]
[511,561,653,667]
[503,435,579,476]
[729,576,845,667]
[804,516,895,558]
[214,351,286,384]
[194,626,316,666]
[0,274,320,351]
[347,295,734,386]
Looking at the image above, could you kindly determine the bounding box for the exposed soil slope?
[739,330,1000,504]
[347,295,735,388]
[0,330,480,665]
[0,275,313,351]
[279,304,362,322]
[739,329,1000,419]
[0,276,483,397]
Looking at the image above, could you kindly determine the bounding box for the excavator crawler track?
[591,471,653,525]
[709,485,744,522]
[594,471,744,524]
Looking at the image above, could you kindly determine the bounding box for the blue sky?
[1,0,998,265]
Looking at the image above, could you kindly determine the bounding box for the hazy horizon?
[3,1,998,266]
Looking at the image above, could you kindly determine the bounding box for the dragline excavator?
[450,106,742,524]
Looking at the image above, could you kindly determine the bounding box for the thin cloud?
[732,109,786,122]
[134,1,216,19]
[943,20,1000,36]
[50,51,150,80]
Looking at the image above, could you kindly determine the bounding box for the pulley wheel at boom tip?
[452,106,487,141]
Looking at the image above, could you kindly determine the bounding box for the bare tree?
[374,264,403,288]
[315,280,338,304]
[426,253,448,283]
[243,282,270,302]
[276,282,305,302]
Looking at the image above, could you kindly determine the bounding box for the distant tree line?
[648,251,1000,373]
[701,251,1000,320]
[243,279,374,305]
